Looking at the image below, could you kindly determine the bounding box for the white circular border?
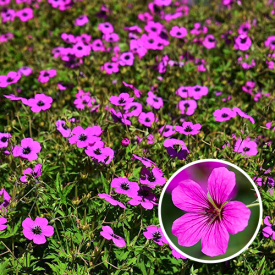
[158,159,263,264]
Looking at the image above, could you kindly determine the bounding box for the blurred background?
[161,161,260,261]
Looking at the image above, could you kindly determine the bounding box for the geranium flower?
[111,177,139,197]
[203,34,216,49]
[172,167,251,257]
[74,15,89,26]
[190,22,208,35]
[177,100,197,115]
[234,35,252,51]
[140,167,166,188]
[27,94,53,113]
[18,66,32,76]
[103,32,120,42]
[238,22,251,35]
[16,8,33,22]
[237,55,255,69]
[143,225,168,245]
[56,120,71,137]
[262,216,275,240]
[233,107,255,124]
[169,244,187,259]
[0,133,11,148]
[124,102,142,117]
[0,71,21,87]
[128,186,158,209]
[69,126,101,148]
[98,193,126,209]
[20,164,42,183]
[102,62,119,74]
[22,217,54,245]
[138,112,156,127]
[38,69,56,83]
[100,226,126,247]
[85,141,108,160]
[213,107,237,122]
[1,9,15,23]
[264,36,275,50]
[0,188,11,211]
[175,86,192,98]
[146,92,163,109]
[175,122,201,135]
[145,21,163,35]
[234,138,258,156]
[72,42,91,57]
[159,125,176,137]
[163,138,189,160]
[0,217,7,231]
[0,33,14,43]
[110,93,134,106]
[190,85,208,100]
[170,26,187,38]
[132,154,156,167]
[98,22,114,33]
[13,138,41,161]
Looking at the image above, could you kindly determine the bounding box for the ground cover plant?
[0,0,275,274]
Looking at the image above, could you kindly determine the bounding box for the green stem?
[246,203,260,208]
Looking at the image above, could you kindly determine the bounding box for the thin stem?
[246,203,260,208]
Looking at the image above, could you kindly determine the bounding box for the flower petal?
[262,226,273,238]
[264,216,271,226]
[172,213,207,247]
[222,201,251,234]
[208,167,236,207]
[201,220,229,257]
[172,180,210,212]
[33,234,47,245]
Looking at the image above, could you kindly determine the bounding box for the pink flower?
[20,164,42,183]
[102,62,119,74]
[262,216,275,240]
[100,226,126,247]
[146,92,163,109]
[234,35,252,51]
[74,15,89,26]
[0,133,11,148]
[138,112,155,127]
[111,177,139,197]
[177,100,197,115]
[172,167,251,257]
[203,34,216,49]
[170,26,187,38]
[22,217,54,244]
[163,138,189,160]
[38,69,56,83]
[0,188,11,211]
[175,122,201,135]
[143,225,168,245]
[16,8,33,22]
[213,107,237,122]
[98,22,114,33]
[110,93,134,106]
[264,36,275,50]
[13,138,41,161]
[98,193,126,209]
[27,94,53,113]
[140,167,166,188]
[0,217,7,231]
[234,138,258,156]
[132,154,156,167]
[190,85,208,100]
[56,120,71,137]
[159,125,176,137]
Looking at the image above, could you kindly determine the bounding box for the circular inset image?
[158,159,262,263]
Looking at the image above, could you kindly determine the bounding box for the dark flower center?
[182,89,188,93]
[147,174,156,182]
[271,40,275,45]
[77,46,83,50]
[205,208,221,220]
[208,37,215,42]
[176,31,181,36]
[153,97,159,102]
[164,127,170,132]
[243,147,250,152]
[79,134,87,141]
[139,189,149,197]
[22,12,28,16]
[23,147,31,155]
[184,103,189,108]
[110,234,120,239]
[184,126,193,132]
[94,148,101,155]
[7,77,13,82]
[1,137,8,142]
[62,124,69,130]
[37,101,45,106]
[119,98,126,104]
[221,113,228,118]
[124,55,130,60]
[145,118,150,122]
[152,232,161,239]
[120,183,130,190]
[240,37,247,43]
[243,27,248,32]
[151,27,157,32]
[32,226,42,235]
[194,88,200,92]
[107,65,113,69]
[148,39,154,44]
[173,144,181,151]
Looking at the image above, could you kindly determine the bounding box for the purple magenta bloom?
[38,69,56,83]
[170,26,187,39]
[0,188,11,211]
[190,85,208,100]
[0,71,21,87]
[265,36,275,50]
[103,32,120,42]
[237,55,255,69]
[242,81,255,96]
[75,15,89,26]
[159,125,176,137]
[143,225,168,245]
[172,167,251,257]
[213,107,237,122]
[74,95,94,110]
[0,33,14,43]
[13,138,41,161]
[234,35,252,51]
[121,138,130,147]
[20,164,42,183]
[18,66,32,76]
[16,8,33,22]
[98,193,126,209]
[203,34,216,49]
[69,126,101,148]
[1,9,15,23]
[163,138,189,160]
[266,122,275,131]
[98,22,114,33]
[238,22,251,35]
[61,33,76,43]
[0,217,7,231]
[27,94,53,113]
[262,216,275,240]
[72,42,91,58]
[111,177,139,197]
[22,217,54,245]
[233,107,255,124]
[85,141,107,160]
[0,133,11,148]
[102,62,119,74]
[140,167,166,188]
[139,112,156,127]
[175,122,201,135]
[119,52,134,66]
[122,81,142,98]
[178,100,197,116]
[124,102,142,117]
[110,93,134,106]
[169,244,187,259]
[190,23,208,35]
[100,226,126,247]
[146,92,163,109]
[127,186,158,209]
[132,154,156,167]
[234,138,258,156]
[56,120,71,137]
[175,86,193,98]
[145,21,163,35]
